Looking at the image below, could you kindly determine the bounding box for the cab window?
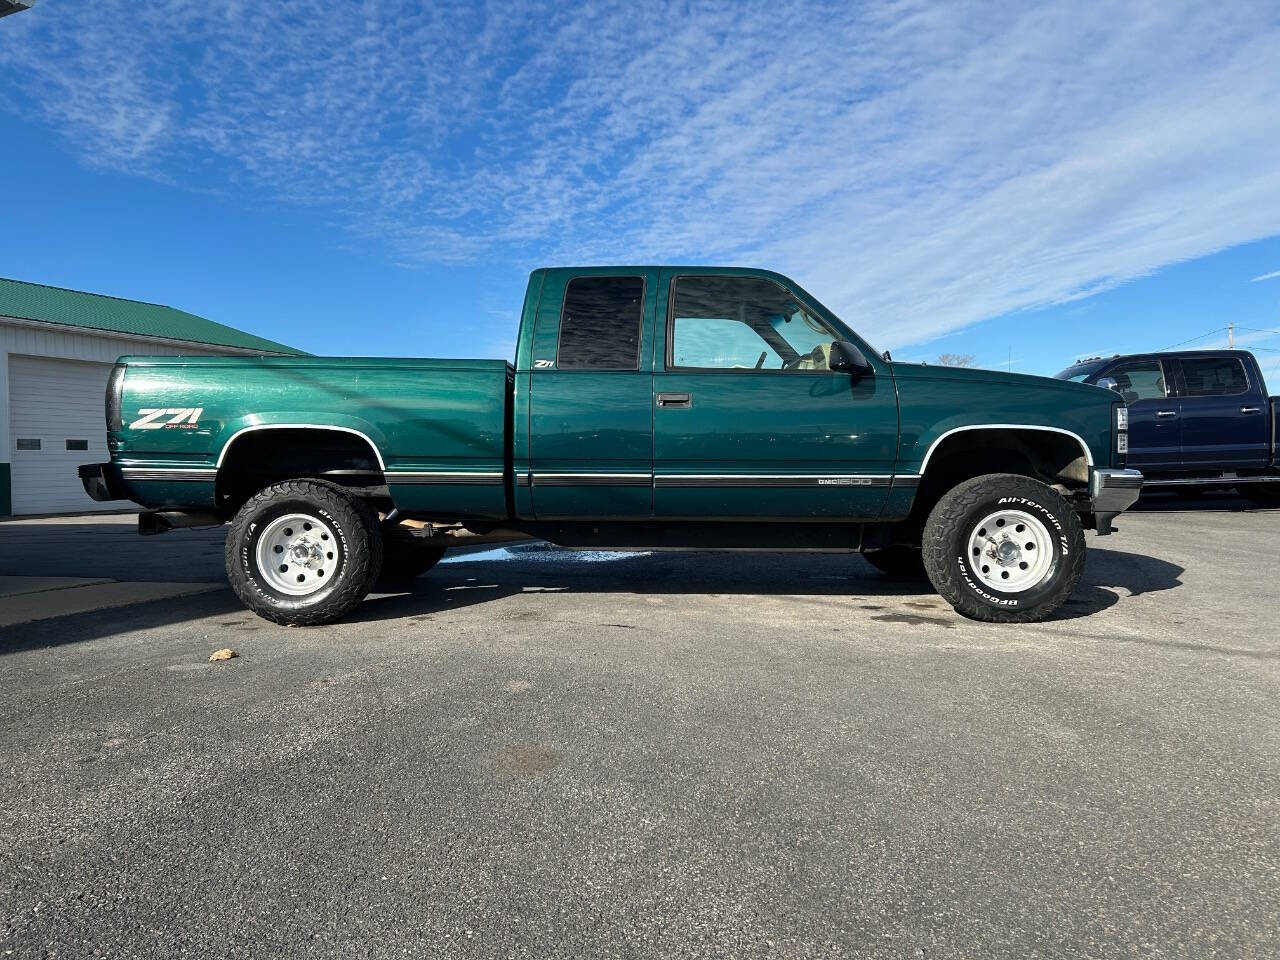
[669,276,841,371]
[1105,360,1167,403]
[1178,357,1249,397]
[557,276,644,370]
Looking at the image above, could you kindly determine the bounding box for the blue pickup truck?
[1056,350,1279,504]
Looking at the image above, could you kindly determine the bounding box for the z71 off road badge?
[130,408,204,430]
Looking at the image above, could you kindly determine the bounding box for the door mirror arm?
[829,340,873,377]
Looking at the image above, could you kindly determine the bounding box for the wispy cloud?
[3,1,1280,349]
[1251,270,1280,283]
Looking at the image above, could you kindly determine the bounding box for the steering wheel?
[754,351,767,370]
[782,345,828,371]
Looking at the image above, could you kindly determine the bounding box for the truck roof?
[533,265,800,281]
[531,264,837,317]
[1079,348,1260,363]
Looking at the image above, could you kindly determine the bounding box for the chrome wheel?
[965,508,1056,593]
[255,512,339,596]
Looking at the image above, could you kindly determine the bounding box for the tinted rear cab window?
[1179,357,1249,397]
[557,276,644,370]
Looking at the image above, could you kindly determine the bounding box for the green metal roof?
[0,277,303,355]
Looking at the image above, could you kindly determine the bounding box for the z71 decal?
[130,408,204,430]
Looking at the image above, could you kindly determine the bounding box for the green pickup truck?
[80,266,1142,625]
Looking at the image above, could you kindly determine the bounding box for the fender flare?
[914,424,1094,477]
[214,423,388,471]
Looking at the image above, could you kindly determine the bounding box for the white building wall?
[1,318,228,458]
[0,318,230,363]
[1,317,264,515]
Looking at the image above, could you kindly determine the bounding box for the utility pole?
[1228,322,1234,349]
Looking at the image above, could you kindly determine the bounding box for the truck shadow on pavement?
[349,543,1185,626]
[0,590,245,655]
[1053,547,1185,619]
[0,544,1185,654]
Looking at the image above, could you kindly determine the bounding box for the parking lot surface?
[2,496,1278,958]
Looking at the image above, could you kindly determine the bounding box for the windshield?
[1054,359,1106,382]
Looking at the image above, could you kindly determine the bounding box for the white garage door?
[8,354,117,515]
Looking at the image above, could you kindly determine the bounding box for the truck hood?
[888,361,1121,472]
[889,361,1113,399]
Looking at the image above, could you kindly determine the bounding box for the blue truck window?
[557,276,644,370]
[1179,356,1248,397]
[1107,360,1167,403]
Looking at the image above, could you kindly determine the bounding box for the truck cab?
[1056,350,1279,499]
[515,267,897,522]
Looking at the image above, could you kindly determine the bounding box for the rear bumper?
[78,462,123,502]
[1088,468,1143,534]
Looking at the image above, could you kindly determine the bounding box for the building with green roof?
[1,277,302,516]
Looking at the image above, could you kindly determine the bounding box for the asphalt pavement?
[1,494,1278,958]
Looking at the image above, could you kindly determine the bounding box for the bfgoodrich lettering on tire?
[224,479,383,626]
[922,473,1086,623]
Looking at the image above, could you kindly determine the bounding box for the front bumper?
[78,462,123,502]
[1088,468,1143,535]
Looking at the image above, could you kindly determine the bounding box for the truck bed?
[111,355,513,518]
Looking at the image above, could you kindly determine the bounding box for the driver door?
[1100,358,1179,471]
[650,270,898,520]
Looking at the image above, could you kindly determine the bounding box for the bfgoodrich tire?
[922,473,1086,623]
[377,521,447,586]
[225,479,383,626]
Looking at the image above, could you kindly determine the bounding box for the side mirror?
[1096,376,1119,392]
[829,340,872,377]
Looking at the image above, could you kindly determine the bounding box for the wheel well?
[901,428,1090,540]
[215,428,387,516]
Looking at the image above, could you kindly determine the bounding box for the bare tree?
[937,353,977,367]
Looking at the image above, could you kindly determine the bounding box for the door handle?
[1241,406,1262,414]
[656,392,692,408]
[1155,410,1178,418]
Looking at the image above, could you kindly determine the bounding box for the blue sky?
[2,0,1280,379]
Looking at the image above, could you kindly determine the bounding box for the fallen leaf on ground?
[208,648,238,662]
